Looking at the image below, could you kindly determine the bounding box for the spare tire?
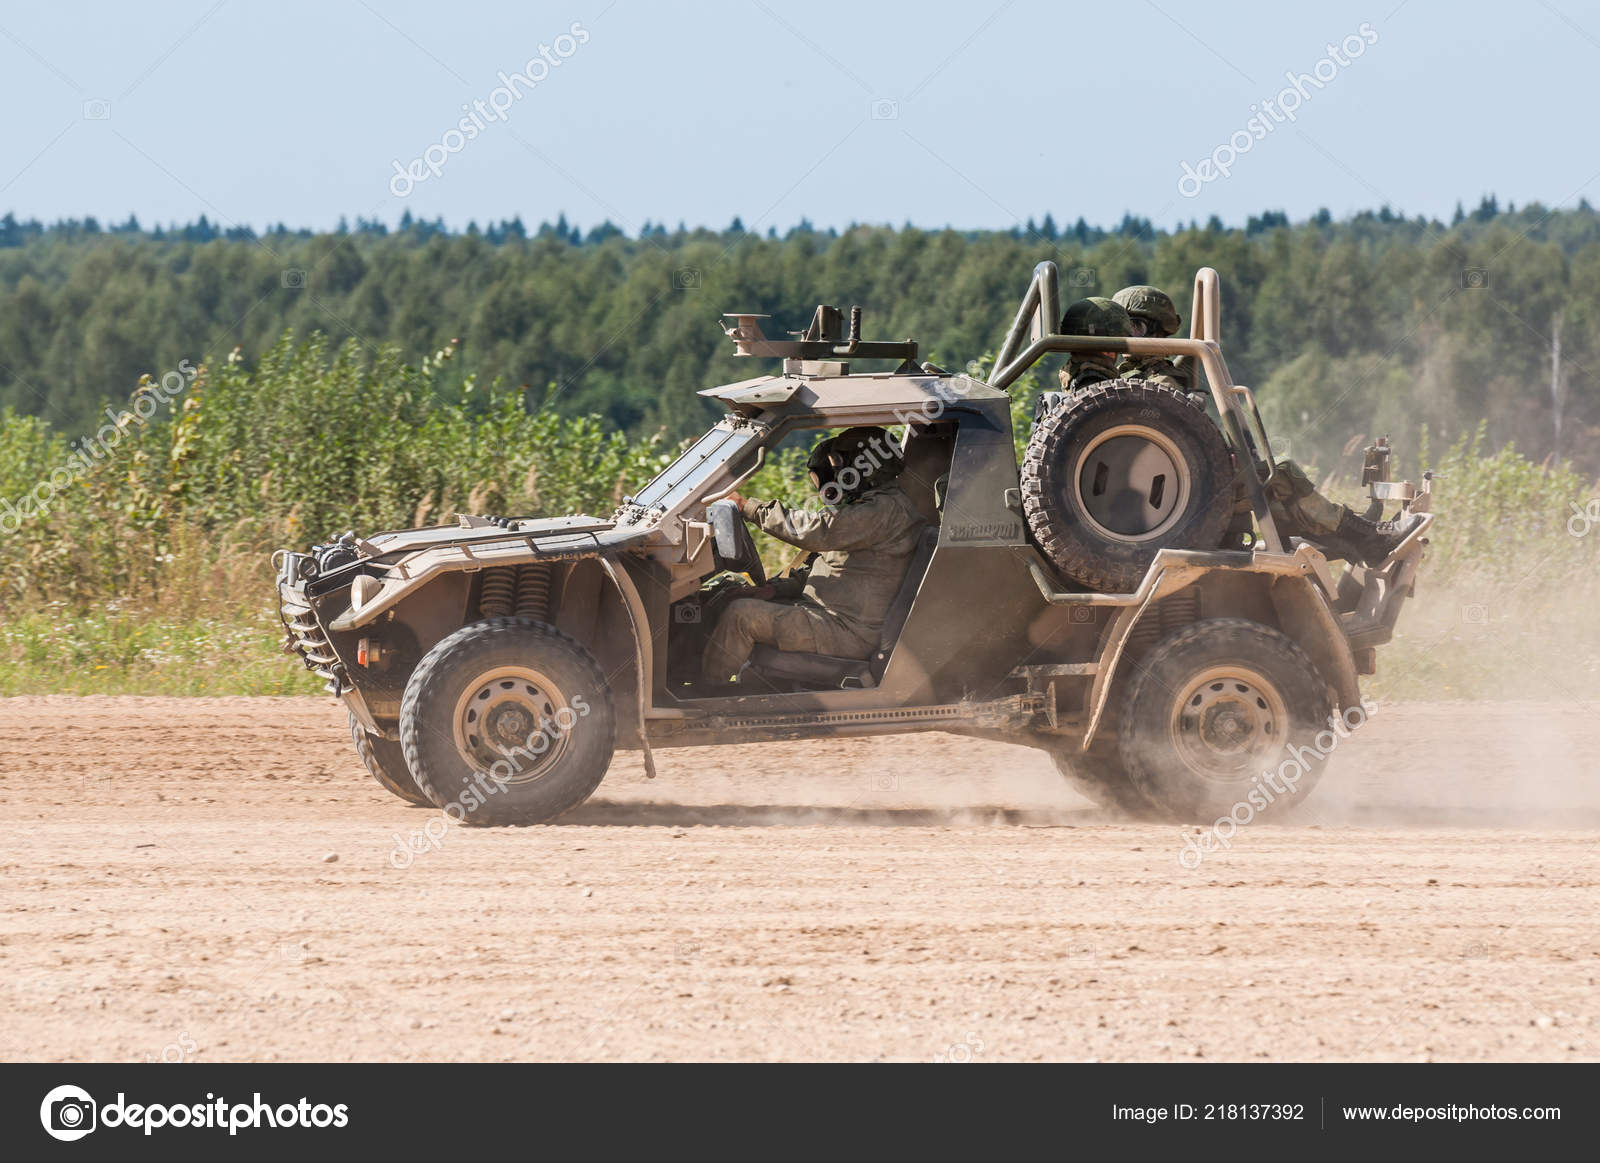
[1021,379,1232,592]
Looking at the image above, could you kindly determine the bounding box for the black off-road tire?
[349,709,432,806]
[1118,618,1334,822]
[1050,746,1159,817]
[400,617,616,826]
[1022,379,1232,592]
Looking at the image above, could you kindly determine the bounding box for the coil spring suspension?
[514,563,553,621]
[479,568,517,618]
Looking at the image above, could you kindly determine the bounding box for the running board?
[651,693,1046,743]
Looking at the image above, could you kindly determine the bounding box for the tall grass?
[0,334,1592,697]
[0,332,674,691]
[1366,425,1600,701]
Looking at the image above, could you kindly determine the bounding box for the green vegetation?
[1365,428,1600,702]
[0,334,674,694]
[6,197,1600,481]
[0,202,1596,697]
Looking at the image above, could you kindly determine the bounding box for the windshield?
[628,424,759,513]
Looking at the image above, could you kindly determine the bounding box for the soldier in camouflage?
[1111,284,1196,395]
[700,427,926,685]
[1056,297,1133,392]
[1062,285,1422,565]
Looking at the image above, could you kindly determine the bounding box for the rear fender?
[1040,547,1361,749]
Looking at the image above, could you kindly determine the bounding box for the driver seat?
[748,525,939,690]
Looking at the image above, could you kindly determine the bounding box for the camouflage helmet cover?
[1112,285,1181,337]
[1059,296,1132,339]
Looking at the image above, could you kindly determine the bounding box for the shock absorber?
[514,563,553,621]
[479,567,516,618]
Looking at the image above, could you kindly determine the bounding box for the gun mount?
[720,305,921,371]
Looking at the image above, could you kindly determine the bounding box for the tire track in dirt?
[0,697,1595,1061]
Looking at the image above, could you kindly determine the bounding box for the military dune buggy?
[277,263,1433,824]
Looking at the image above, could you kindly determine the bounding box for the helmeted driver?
[700,426,925,685]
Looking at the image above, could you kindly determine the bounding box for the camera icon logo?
[672,268,701,291]
[1460,603,1490,625]
[870,98,899,120]
[282,269,306,290]
[1461,268,1489,290]
[1066,266,1097,289]
[1069,605,1095,624]
[40,1084,97,1141]
[82,99,111,120]
[674,604,702,624]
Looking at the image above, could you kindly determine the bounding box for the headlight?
[349,574,381,611]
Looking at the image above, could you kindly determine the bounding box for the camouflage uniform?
[1117,352,1195,394]
[1057,297,1133,394]
[1058,352,1119,392]
[700,482,925,681]
[1111,285,1197,394]
[1107,286,1347,545]
[1232,458,1346,540]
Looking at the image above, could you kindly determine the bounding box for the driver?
[700,426,925,686]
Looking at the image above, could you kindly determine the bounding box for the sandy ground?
[0,696,1596,1062]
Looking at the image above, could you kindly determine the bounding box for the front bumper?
[276,550,347,697]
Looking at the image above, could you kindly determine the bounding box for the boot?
[1320,510,1424,566]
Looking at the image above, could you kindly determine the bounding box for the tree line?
[2,194,1598,478]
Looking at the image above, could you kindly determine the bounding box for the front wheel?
[1118,618,1335,821]
[349,710,431,806]
[400,617,616,826]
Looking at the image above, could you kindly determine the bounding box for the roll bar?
[990,263,1284,553]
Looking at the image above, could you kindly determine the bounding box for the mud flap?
[1269,574,1361,714]
[601,559,656,779]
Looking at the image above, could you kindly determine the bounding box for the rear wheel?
[1022,379,1232,592]
[400,618,616,825]
[1050,747,1157,816]
[1118,618,1333,821]
[349,710,430,806]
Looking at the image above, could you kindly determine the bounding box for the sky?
[3,0,1599,236]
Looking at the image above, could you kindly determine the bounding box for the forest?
[0,199,1595,698]
[3,195,1597,479]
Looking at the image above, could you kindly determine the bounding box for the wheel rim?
[1072,424,1191,543]
[451,665,570,785]
[1167,665,1288,787]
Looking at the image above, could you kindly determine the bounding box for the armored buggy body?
[278,265,1432,824]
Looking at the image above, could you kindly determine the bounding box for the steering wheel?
[706,499,766,586]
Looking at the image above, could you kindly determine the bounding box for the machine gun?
[720,304,922,374]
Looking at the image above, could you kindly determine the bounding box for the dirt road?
[1,697,1595,1061]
